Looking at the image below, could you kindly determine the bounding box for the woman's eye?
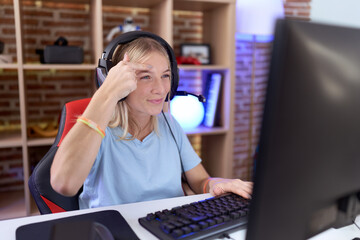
[140,75,151,80]
[162,74,170,79]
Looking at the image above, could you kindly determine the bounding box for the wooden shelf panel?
[38,0,235,10]
[0,190,26,221]
[185,126,227,136]
[0,131,23,149]
[174,0,235,11]
[23,64,97,70]
[35,0,90,3]
[27,137,55,147]
[0,64,19,69]
[0,133,55,148]
[103,0,164,8]
[0,190,39,220]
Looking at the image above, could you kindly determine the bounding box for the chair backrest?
[29,98,91,214]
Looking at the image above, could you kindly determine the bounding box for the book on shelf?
[203,72,222,127]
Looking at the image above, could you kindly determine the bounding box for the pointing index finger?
[123,52,130,62]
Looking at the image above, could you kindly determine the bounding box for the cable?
[353,219,360,231]
[220,233,236,240]
[162,111,196,195]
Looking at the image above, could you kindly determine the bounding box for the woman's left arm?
[184,163,210,194]
[186,163,253,199]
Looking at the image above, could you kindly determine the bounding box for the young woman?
[50,35,252,209]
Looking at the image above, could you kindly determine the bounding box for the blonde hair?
[108,37,171,140]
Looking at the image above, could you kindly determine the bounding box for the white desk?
[0,193,359,240]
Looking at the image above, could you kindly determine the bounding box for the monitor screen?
[246,19,360,240]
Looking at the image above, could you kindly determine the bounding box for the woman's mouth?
[148,98,163,104]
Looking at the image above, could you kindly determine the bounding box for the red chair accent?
[40,195,66,213]
[29,98,91,214]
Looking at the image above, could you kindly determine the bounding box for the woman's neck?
[130,116,153,141]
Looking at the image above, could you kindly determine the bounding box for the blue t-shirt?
[79,112,201,209]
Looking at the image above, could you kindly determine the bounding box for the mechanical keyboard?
[138,193,250,240]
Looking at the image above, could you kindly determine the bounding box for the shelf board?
[103,0,164,8]
[32,0,90,4]
[185,126,227,136]
[0,63,19,69]
[40,0,234,10]
[0,190,26,221]
[174,0,235,11]
[0,190,40,220]
[23,63,97,70]
[0,131,23,149]
[27,137,55,147]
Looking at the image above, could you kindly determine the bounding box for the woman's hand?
[100,53,152,102]
[208,178,253,199]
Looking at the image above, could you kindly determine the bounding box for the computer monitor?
[246,19,360,240]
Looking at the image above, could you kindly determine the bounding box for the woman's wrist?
[83,90,117,127]
[203,178,212,193]
[93,87,119,107]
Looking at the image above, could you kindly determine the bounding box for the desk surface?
[0,193,359,240]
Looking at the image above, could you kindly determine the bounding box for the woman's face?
[126,51,171,119]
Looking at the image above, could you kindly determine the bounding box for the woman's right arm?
[50,89,118,196]
[50,54,150,196]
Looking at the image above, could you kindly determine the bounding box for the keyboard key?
[155,211,168,220]
[221,215,231,222]
[163,209,171,215]
[189,224,200,232]
[160,223,175,233]
[190,215,207,222]
[171,229,184,238]
[181,226,192,234]
[206,213,214,218]
[230,212,240,219]
[198,221,209,229]
[169,220,184,228]
[214,217,223,224]
[238,210,247,217]
[206,219,216,226]
[178,218,192,225]
[145,213,155,221]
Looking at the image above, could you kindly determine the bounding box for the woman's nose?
[152,77,167,94]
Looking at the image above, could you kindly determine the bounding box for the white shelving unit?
[0,0,235,218]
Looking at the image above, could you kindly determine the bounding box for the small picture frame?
[180,43,211,65]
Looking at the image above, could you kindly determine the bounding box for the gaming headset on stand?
[95,30,205,194]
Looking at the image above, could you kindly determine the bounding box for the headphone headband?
[95,31,179,100]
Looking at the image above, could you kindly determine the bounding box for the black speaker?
[40,37,84,64]
[44,45,83,64]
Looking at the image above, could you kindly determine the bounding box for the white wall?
[311,0,360,28]
[236,0,284,36]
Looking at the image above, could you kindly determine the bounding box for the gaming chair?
[28,98,91,214]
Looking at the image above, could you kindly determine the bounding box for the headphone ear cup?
[95,67,107,88]
[169,67,179,101]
